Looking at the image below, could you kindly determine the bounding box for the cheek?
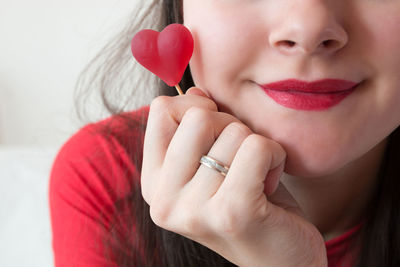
[360,8,400,129]
[358,5,400,72]
[371,26,400,74]
[184,6,266,90]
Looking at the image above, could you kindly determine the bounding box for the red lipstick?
[260,79,359,111]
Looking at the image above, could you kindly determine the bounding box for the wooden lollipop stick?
[175,84,184,95]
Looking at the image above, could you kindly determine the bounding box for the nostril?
[273,37,345,54]
[322,39,335,48]
[277,40,296,48]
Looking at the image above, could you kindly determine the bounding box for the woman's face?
[183,0,400,177]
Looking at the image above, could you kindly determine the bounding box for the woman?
[50,0,400,266]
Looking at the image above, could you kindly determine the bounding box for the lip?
[259,79,360,111]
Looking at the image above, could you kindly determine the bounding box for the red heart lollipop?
[131,24,194,88]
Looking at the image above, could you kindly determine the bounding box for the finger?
[144,94,217,169]
[263,161,285,196]
[141,94,218,202]
[185,122,252,201]
[156,108,240,196]
[216,134,287,205]
[186,87,210,98]
[268,182,305,218]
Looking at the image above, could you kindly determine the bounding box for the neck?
[281,138,388,241]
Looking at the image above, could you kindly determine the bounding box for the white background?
[0,0,142,147]
[0,1,144,266]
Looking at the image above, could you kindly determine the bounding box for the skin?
[141,0,400,265]
[184,0,400,236]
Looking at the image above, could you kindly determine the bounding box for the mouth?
[259,79,360,111]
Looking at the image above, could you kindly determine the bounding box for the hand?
[141,87,327,267]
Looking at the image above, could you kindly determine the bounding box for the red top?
[49,105,362,267]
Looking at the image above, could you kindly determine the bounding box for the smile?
[259,79,360,111]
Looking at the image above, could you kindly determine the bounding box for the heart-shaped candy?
[131,24,194,87]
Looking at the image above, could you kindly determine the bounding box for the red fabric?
[49,105,362,266]
[325,221,363,267]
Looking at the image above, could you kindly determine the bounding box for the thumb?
[268,182,306,218]
[186,87,210,98]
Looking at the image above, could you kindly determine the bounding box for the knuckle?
[224,122,252,139]
[202,97,218,112]
[184,106,212,123]
[212,199,243,236]
[180,212,201,235]
[214,211,242,237]
[149,199,171,228]
[140,171,153,205]
[242,134,287,166]
[243,134,270,151]
[186,89,218,111]
[177,197,204,235]
[150,95,172,113]
[150,198,202,236]
[140,184,151,205]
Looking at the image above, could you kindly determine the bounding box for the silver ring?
[199,155,230,177]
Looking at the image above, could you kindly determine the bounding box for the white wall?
[0,0,142,147]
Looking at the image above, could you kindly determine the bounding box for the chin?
[279,139,356,178]
[284,156,346,178]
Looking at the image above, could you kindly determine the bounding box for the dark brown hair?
[75,0,400,266]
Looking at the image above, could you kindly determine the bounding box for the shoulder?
[49,105,150,219]
[59,105,150,161]
[49,105,150,266]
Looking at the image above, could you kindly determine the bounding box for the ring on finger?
[199,155,230,177]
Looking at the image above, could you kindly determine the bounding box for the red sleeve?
[49,107,149,267]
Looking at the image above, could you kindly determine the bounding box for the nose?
[268,1,348,56]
